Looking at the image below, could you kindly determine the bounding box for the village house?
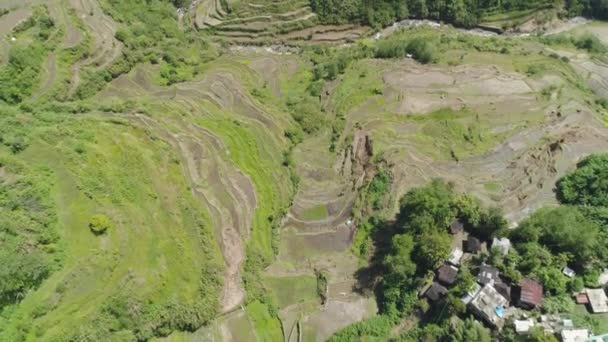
[477,264,500,286]
[437,263,458,286]
[518,278,543,309]
[576,292,590,305]
[561,329,590,342]
[494,281,512,302]
[469,284,509,328]
[461,283,481,305]
[448,248,464,266]
[514,319,535,334]
[424,282,448,302]
[586,288,608,313]
[466,236,482,254]
[449,218,464,235]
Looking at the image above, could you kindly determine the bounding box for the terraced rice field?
[192,0,369,44]
[2,1,608,341]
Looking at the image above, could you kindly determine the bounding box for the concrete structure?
[563,266,576,278]
[448,248,464,266]
[587,288,608,313]
[586,333,608,342]
[514,319,535,334]
[561,329,590,342]
[477,264,499,286]
[469,284,509,328]
[461,283,481,305]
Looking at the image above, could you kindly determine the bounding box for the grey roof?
[450,219,464,234]
[448,248,464,266]
[494,281,512,301]
[477,264,499,286]
[469,284,509,327]
[437,263,458,286]
[424,282,448,301]
[587,288,608,313]
[466,236,481,253]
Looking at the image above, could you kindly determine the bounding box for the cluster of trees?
[566,0,608,19]
[484,205,600,299]
[376,37,437,63]
[311,0,608,29]
[557,154,608,207]
[0,6,56,104]
[310,0,556,29]
[382,179,506,316]
[0,157,60,308]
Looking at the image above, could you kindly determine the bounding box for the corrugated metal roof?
[520,278,543,307]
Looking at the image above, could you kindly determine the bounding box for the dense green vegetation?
[0,154,60,308]
[557,154,608,206]
[566,0,608,19]
[310,0,608,29]
[0,2,231,338]
[0,6,57,104]
[334,180,507,339]
[0,104,226,340]
[76,0,216,99]
[310,0,557,28]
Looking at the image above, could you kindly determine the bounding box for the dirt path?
[31,53,57,101]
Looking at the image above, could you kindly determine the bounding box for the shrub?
[573,33,607,54]
[89,214,112,235]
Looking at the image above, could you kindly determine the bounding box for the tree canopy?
[310,0,582,29]
[510,206,599,267]
[557,154,608,207]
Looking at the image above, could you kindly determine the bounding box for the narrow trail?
[30,53,56,101]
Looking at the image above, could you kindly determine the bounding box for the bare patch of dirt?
[302,298,377,341]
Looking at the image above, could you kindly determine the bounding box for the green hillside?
[0,0,608,341]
